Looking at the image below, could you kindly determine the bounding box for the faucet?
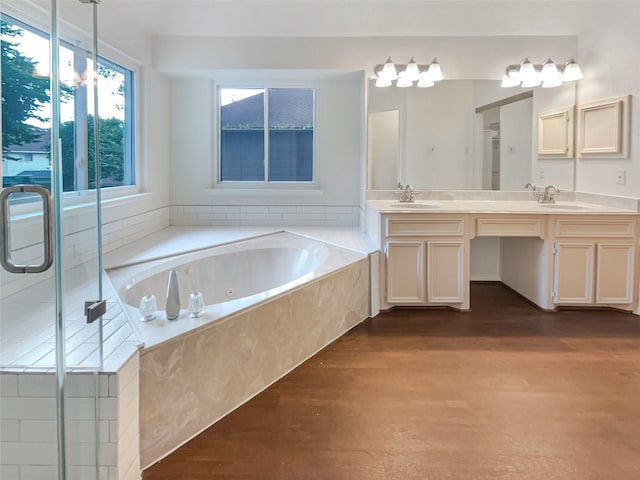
[540,185,560,204]
[524,183,536,191]
[396,183,415,202]
[166,269,180,320]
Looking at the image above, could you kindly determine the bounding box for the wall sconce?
[374,57,444,88]
[501,57,583,89]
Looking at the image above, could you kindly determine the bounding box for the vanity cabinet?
[383,215,466,307]
[551,218,637,307]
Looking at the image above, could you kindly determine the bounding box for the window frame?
[1,10,139,209]
[216,84,317,189]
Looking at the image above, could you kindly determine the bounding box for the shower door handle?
[0,185,54,273]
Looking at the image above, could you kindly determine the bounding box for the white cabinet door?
[427,241,464,303]
[553,242,595,304]
[596,243,634,304]
[386,241,426,304]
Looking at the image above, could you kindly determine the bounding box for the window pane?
[86,58,134,189]
[268,88,314,182]
[2,14,135,197]
[1,16,52,197]
[220,88,264,181]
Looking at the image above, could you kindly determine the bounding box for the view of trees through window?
[1,14,134,196]
[220,87,314,183]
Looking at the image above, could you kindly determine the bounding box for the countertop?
[367,199,640,215]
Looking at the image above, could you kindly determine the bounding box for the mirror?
[367,79,577,190]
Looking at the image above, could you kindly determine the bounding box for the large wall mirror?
[367,79,577,191]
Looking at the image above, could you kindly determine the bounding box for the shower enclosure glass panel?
[1,1,104,478]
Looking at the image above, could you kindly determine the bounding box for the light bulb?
[380,57,398,81]
[375,76,392,87]
[396,76,413,88]
[427,58,443,81]
[562,59,583,81]
[501,75,520,88]
[417,77,435,88]
[518,58,538,83]
[403,57,421,81]
[540,58,561,82]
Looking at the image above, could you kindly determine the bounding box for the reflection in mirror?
[367,79,577,191]
[368,110,399,189]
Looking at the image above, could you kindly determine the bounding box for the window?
[219,87,314,183]
[1,14,135,196]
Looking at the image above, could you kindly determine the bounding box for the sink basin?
[389,202,441,209]
[538,203,589,210]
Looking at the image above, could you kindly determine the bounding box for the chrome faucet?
[396,182,415,202]
[166,269,181,320]
[524,183,536,191]
[540,185,560,204]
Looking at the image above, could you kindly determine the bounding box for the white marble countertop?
[367,199,640,215]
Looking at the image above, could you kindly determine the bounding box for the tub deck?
[1,227,373,372]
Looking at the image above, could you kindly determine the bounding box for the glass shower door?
[0,0,105,478]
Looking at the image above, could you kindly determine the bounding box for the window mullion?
[263,88,269,184]
[74,50,89,191]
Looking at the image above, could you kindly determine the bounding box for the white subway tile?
[0,374,18,397]
[0,442,57,465]
[296,206,325,214]
[0,419,20,441]
[66,441,117,466]
[65,372,109,398]
[239,206,269,214]
[210,206,241,214]
[19,465,58,480]
[268,206,297,214]
[183,206,212,213]
[108,375,118,398]
[18,374,56,397]
[67,465,109,480]
[109,420,118,443]
[20,420,57,442]
[0,397,56,420]
[65,419,109,444]
[0,465,19,479]
[99,397,118,420]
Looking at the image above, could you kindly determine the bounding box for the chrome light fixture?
[501,57,583,88]
[373,57,444,88]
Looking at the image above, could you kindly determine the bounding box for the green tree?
[60,115,125,191]
[1,20,51,158]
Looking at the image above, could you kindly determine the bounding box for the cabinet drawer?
[555,219,635,238]
[476,218,542,237]
[386,217,464,237]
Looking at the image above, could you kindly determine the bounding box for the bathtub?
[107,230,371,467]
[106,230,368,348]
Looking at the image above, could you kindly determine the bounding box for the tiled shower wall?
[0,351,140,480]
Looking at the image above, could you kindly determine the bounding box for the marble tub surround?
[139,255,370,468]
[107,231,369,350]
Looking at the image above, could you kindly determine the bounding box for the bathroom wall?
[576,5,640,196]
[167,73,364,226]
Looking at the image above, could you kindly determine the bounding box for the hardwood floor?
[143,283,640,480]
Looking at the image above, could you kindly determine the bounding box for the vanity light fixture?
[501,57,583,88]
[373,57,444,88]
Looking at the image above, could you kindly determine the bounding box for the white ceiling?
[99,1,638,38]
